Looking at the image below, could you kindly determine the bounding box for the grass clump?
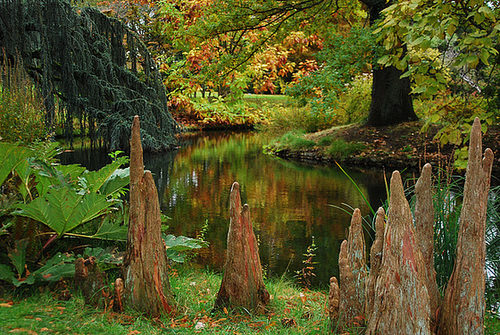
[326,140,366,160]
[268,131,316,151]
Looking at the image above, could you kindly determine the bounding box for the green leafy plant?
[163,234,209,263]
[266,131,316,151]
[294,236,318,289]
[0,239,75,287]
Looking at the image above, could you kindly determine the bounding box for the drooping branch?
[0,0,180,151]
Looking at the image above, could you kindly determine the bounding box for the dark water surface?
[61,131,387,287]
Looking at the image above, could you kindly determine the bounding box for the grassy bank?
[0,265,330,334]
[2,265,500,334]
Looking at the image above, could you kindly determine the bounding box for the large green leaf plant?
[0,141,130,286]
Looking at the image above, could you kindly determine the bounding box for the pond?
[60,131,388,287]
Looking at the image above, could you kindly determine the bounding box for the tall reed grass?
[0,57,46,143]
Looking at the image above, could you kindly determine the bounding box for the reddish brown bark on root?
[438,118,494,335]
[75,256,105,307]
[415,163,440,325]
[366,171,431,335]
[338,208,367,328]
[365,206,385,321]
[214,182,269,314]
[123,115,176,316]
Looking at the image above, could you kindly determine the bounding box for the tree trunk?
[438,118,494,335]
[366,66,418,126]
[214,182,270,313]
[359,0,418,127]
[123,115,176,316]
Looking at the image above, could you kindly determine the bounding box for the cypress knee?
[438,118,494,334]
[338,208,367,328]
[366,171,431,335]
[414,163,440,326]
[214,182,269,313]
[123,116,176,316]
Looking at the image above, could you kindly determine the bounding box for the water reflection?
[152,131,386,287]
[60,131,387,287]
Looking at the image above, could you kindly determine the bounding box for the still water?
[61,131,387,287]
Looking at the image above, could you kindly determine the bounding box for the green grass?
[267,131,316,151]
[0,265,330,334]
[325,140,365,160]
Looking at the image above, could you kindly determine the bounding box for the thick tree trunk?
[214,182,270,313]
[366,66,418,126]
[123,115,176,316]
[438,118,494,335]
[360,0,418,127]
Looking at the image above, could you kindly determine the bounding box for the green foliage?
[162,234,209,263]
[15,189,114,237]
[268,131,316,151]
[0,244,76,287]
[0,60,46,143]
[326,140,366,160]
[375,0,499,99]
[418,94,494,169]
[191,97,267,127]
[287,27,377,120]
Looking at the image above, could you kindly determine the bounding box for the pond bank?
[264,122,500,179]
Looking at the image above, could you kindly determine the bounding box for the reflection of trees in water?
[160,131,387,287]
[144,150,178,206]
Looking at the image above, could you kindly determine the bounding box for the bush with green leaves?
[0,142,208,288]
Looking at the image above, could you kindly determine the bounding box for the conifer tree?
[0,0,180,151]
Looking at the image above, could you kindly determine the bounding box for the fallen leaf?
[127,331,141,335]
[35,318,42,321]
[9,329,38,334]
[0,303,12,308]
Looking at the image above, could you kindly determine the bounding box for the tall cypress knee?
[215,182,269,313]
[438,118,494,335]
[123,115,176,316]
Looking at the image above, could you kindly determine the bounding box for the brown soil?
[274,121,500,179]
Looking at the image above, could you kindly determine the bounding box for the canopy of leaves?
[0,0,180,151]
